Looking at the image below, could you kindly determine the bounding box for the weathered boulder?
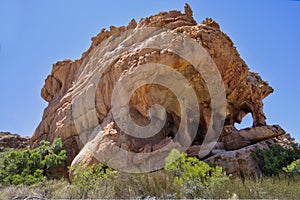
[70,122,181,179]
[0,132,29,152]
[205,141,269,177]
[204,130,296,176]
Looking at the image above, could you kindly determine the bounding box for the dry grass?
[0,173,299,199]
[206,175,300,199]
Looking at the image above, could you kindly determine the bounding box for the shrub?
[164,149,228,198]
[283,159,300,175]
[70,164,180,199]
[69,150,228,199]
[0,138,67,186]
[71,163,116,198]
[252,143,300,176]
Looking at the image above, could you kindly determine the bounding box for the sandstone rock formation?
[30,4,295,176]
[204,130,296,176]
[0,132,29,152]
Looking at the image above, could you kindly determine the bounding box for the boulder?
[205,132,296,176]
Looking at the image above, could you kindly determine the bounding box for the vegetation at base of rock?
[1,145,300,199]
[251,143,300,176]
[0,172,299,199]
[70,163,117,198]
[66,150,227,198]
[0,138,67,186]
[283,159,300,175]
[164,149,228,198]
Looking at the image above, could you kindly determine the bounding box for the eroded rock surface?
[31,4,294,176]
[204,130,296,176]
[0,132,29,152]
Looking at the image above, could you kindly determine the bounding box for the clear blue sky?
[0,0,299,142]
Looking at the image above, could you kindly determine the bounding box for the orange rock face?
[30,4,294,176]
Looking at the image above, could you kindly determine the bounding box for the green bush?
[164,149,228,198]
[71,163,116,198]
[283,159,300,175]
[0,138,67,186]
[252,143,300,176]
[68,150,228,199]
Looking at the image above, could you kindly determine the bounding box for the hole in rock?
[235,113,253,130]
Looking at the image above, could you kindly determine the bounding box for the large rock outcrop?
[31,4,294,176]
[0,132,29,152]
